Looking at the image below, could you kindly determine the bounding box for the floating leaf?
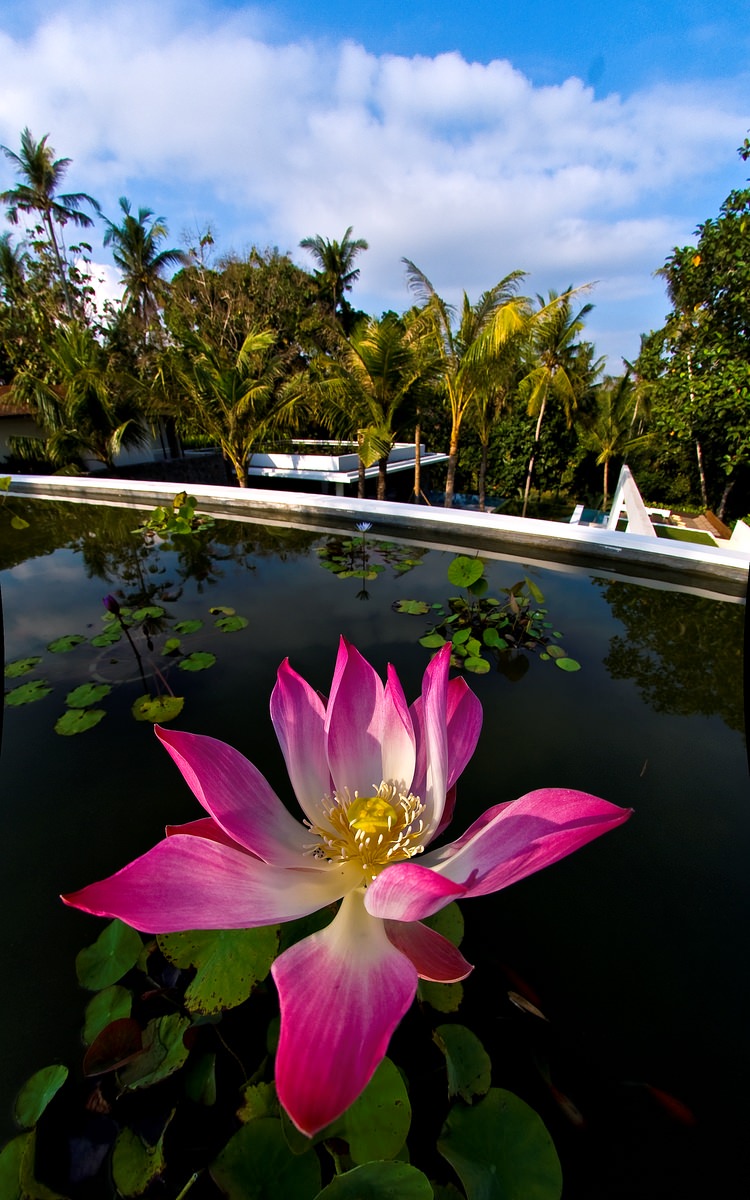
[65,683,112,708]
[419,633,447,649]
[424,902,464,947]
[131,606,165,621]
[433,1025,491,1102]
[4,657,42,678]
[131,694,185,723]
[173,619,203,635]
[5,679,52,706]
[76,920,144,990]
[447,556,485,588]
[14,1065,69,1129]
[438,1088,562,1200]
[211,1118,321,1200]
[335,1057,411,1163]
[554,657,581,672]
[158,926,279,1015]
[209,606,235,616]
[393,600,430,615]
[452,628,472,646]
[464,656,490,675]
[10,514,30,530]
[47,634,86,653]
[112,1119,171,1196]
[55,707,106,735]
[525,577,545,604]
[215,614,249,633]
[83,985,133,1046]
[237,1081,278,1123]
[178,651,217,672]
[419,979,464,1012]
[83,1018,144,1076]
[91,627,122,647]
[315,1162,433,1199]
[185,1052,218,1107]
[163,637,181,654]
[118,1014,191,1090]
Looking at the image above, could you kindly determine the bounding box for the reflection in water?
[594,579,745,734]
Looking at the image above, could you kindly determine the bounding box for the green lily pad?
[47,634,86,653]
[554,657,581,672]
[438,1088,562,1200]
[112,1122,170,1197]
[418,979,463,1012]
[215,614,249,633]
[131,694,185,723]
[131,606,165,621]
[4,657,42,678]
[433,1025,492,1103]
[335,1057,411,1163]
[157,926,279,1015]
[315,1162,433,1199]
[76,920,144,991]
[55,708,106,735]
[464,656,490,674]
[83,985,133,1045]
[90,627,122,647]
[211,1118,321,1200]
[5,679,52,706]
[14,1065,69,1129]
[424,902,464,947]
[178,652,216,672]
[447,556,485,588]
[118,1014,191,1090]
[393,599,431,615]
[65,683,112,708]
[419,633,447,649]
[173,619,203,635]
[209,606,235,616]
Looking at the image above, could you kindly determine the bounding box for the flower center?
[306,781,426,881]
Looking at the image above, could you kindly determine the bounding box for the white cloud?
[0,1,747,365]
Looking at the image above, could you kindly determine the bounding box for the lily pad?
[447,556,484,589]
[158,926,279,1015]
[438,1088,562,1200]
[90,627,122,647]
[178,651,217,672]
[65,683,112,708]
[211,1118,321,1200]
[4,657,42,678]
[76,920,144,991]
[419,633,447,649]
[315,1162,433,1199]
[117,1014,191,1090]
[5,679,52,706]
[209,606,235,616]
[173,619,203,635]
[335,1057,411,1163]
[393,600,431,615]
[83,986,133,1046]
[464,656,490,674]
[554,657,581,672]
[14,1065,69,1129]
[131,606,165,621]
[214,614,249,633]
[10,514,30,530]
[131,694,185,723]
[112,1122,170,1197]
[433,1025,491,1103]
[47,634,86,653]
[55,708,106,735]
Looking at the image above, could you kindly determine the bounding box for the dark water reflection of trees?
[594,579,745,734]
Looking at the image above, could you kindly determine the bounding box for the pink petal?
[384,920,473,982]
[419,645,451,835]
[423,789,633,896]
[364,861,466,922]
[155,726,311,866]
[445,677,483,792]
[270,659,332,828]
[381,665,416,789]
[325,638,385,796]
[62,836,362,932]
[271,891,418,1136]
[165,817,249,851]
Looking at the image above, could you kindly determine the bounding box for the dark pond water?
[0,499,747,1196]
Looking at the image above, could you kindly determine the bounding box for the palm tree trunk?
[521,395,547,519]
[695,439,708,508]
[478,439,488,511]
[45,211,74,319]
[444,432,460,508]
[377,456,388,500]
[603,457,609,509]
[413,421,421,502]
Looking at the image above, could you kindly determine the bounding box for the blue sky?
[0,0,748,367]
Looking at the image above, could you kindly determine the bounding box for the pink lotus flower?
[63,637,631,1136]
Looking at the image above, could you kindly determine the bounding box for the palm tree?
[580,372,648,507]
[469,339,526,510]
[519,289,596,518]
[103,198,189,330]
[0,128,100,318]
[10,322,147,470]
[313,313,434,499]
[300,227,368,326]
[0,232,27,302]
[176,330,305,487]
[403,260,528,507]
